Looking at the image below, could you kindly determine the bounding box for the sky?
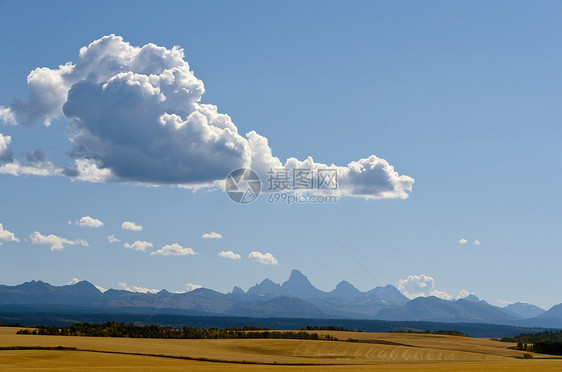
[0,0,561,309]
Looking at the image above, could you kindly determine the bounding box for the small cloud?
[458,238,468,244]
[0,223,19,244]
[398,274,452,300]
[76,216,104,228]
[497,299,514,306]
[67,277,105,292]
[473,240,481,245]
[95,285,107,293]
[249,251,279,266]
[123,240,153,252]
[202,231,222,239]
[186,283,202,291]
[107,234,120,243]
[219,251,241,260]
[0,107,16,125]
[122,221,142,231]
[150,243,197,256]
[30,231,88,252]
[456,289,474,299]
[118,282,158,294]
[429,290,452,300]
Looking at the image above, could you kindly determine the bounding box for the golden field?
[1,327,561,371]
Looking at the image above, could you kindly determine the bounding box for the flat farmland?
[1,327,561,371]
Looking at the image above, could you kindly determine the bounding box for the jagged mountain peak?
[247,278,282,296]
[281,270,324,299]
[61,280,101,296]
[19,279,48,286]
[504,302,546,318]
[288,269,307,280]
[461,294,480,302]
[283,270,312,285]
[15,280,54,291]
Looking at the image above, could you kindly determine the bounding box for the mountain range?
[1,269,560,328]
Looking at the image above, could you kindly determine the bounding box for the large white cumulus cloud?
[398,274,452,300]
[397,274,475,301]
[0,35,414,198]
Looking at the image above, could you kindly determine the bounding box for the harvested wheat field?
[1,327,561,371]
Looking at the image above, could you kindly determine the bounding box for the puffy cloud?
[497,299,514,306]
[30,231,88,252]
[397,274,452,300]
[249,251,279,266]
[175,283,203,293]
[458,238,467,244]
[473,240,481,245]
[0,148,63,177]
[247,131,414,199]
[218,250,241,260]
[118,282,158,294]
[456,289,475,299]
[0,35,414,199]
[123,240,152,252]
[0,107,17,125]
[95,285,107,293]
[67,277,106,292]
[107,234,120,243]
[76,216,104,228]
[150,243,197,256]
[0,223,19,245]
[62,35,245,185]
[0,61,72,127]
[121,221,142,231]
[186,283,202,291]
[0,133,13,162]
[202,231,222,239]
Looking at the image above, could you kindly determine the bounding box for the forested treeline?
[501,330,562,356]
[501,330,562,343]
[0,321,20,327]
[17,322,338,341]
[300,326,355,331]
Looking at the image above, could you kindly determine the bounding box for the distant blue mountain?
[502,302,546,319]
[376,296,520,323]
[281,270,326,299]
[0,270,559,327]
[246,278,282,296]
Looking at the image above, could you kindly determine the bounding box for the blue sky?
[0,0,561,309]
